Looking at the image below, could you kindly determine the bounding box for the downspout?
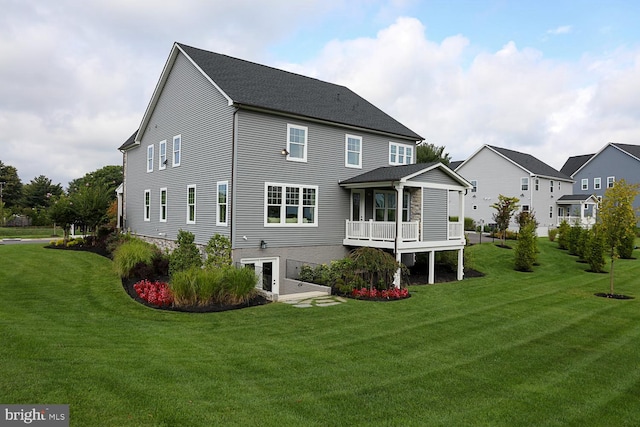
[230,107,239,253]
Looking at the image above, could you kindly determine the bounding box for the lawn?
[1,240,639,426]
[0,226,61,239]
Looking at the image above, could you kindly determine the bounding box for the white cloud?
[294,17,640,170]
[547,25,572,35]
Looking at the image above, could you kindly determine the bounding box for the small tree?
[169,230,202,275]
[584,225,606,273]
[598,179,640,295]
[204,234,232,270]
[514,210,538,271]
[71,182,112,243]
[557,220,571,250]
[567,223,583,256]
[48,194,76,244]
[491,195,520,247]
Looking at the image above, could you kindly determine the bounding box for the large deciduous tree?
[598,179,640,295]
[68,165,123,203]
[491,195,520,247]
[0,160,23,208]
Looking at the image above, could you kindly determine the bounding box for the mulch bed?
[594,293,635,300]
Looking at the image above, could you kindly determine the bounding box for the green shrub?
[548,228,558,242]
[585,226,606,273]
[170,267,226,306]
[576,227,589,260]
[113,238,156,278]
[204,234,232,270]
[349,247,403,290]
[568,224,583,256]
[464,217,476,231]
[557,220,570,250]
[222,267,258,304]
[169,230,202,275]
[617,229,637,259]
[515,221,537,272]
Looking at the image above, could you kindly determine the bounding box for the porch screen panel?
[422,188,447,241]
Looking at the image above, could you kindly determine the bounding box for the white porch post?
[458,190,465,227]
[393,183,404,288]
[428,250,435,284]
[457,248,464,281]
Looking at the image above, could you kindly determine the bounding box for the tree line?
[0,160,122,236]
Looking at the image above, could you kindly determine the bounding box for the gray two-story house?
[453,145,576,235]
[119,43,471,300]
[561,142,640,225]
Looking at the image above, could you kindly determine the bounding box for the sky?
[2,0,640,188]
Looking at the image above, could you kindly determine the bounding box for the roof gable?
[172,43,422,140]
[560,154,593,177]
[458,145,572,181]
[572,142,640,176]
[339,162,471,188]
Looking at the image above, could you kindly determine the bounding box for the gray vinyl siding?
[124,52,234,244]
[232,109,416,249]
[572,145,640,220]
[423,188,448,241]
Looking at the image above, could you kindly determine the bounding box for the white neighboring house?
[452,145,574,236]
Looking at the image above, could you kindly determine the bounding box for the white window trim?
[345,134,362,169]
[159,188,167,223]
[159,140,167,170]
[217,181,228,227]
[549,205,553,219]
[594,177,601,190]
[388,142,414,165]
[144,189,151,222]
[581,179,588,191]
[186,184,196,224]
[470,180,477,193]
[286,124,308,163]
[607,176,615,188]
[173,135,182,167]
[521,177,529,191]
[146,145,154,173]
[264,182,318,227]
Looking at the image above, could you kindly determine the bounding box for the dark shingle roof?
[118,129,138,151]
[177,43,423,140]
[557,194,598,202]
[612,143,640,160]
[560,153,594,177]
[339,163,439,185]
[488,145,572,181]
[449,160,463,170]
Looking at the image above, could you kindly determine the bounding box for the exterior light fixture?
[260,240,267,249]
[281,148,289,156]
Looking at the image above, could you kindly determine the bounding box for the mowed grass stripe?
[0,240,639,426]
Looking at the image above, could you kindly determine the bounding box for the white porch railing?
[345,220,419,242]
[448,222,463,239]
[557,216,596,229]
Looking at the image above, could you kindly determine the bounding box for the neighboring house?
[453,145,574,235]
[561,142,640,224]
[118,43,471,300]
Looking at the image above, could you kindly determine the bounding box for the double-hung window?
[345,134,362,168]
[389,142,414,165]
[581,179,588,191]
[144,190,151,221]
[159,140,167,170]
[217,181,228,226]
[146,145,154,172]
[159,188,167,222]
[173,135,181,167]
[186,185,196,224]
[470,180,478,193]
[521,177,529,191]
[550,180,554,193]
[594,177,601,190]
[607,176,615,188]
[286,124,307,162]
[265,183,317,226]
